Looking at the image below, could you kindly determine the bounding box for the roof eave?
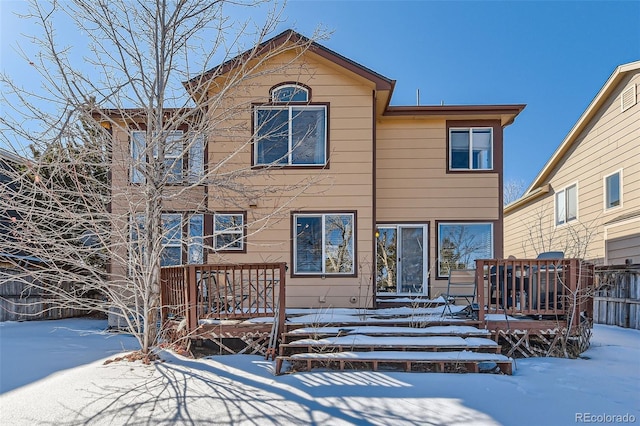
[383,104,526,126]
[524,60,640,195]
[183,29,394,96]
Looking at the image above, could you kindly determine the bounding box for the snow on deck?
[287,325,490,336]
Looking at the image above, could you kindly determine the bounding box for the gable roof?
[505,60,640,214]
[184,29,395,92]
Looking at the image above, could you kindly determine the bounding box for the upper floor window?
[449,128,493,170]
[556,183,578,226]
[604,170,622,210]
[213,213,246,251]
[131,130,204,184]
[272,84,309,102]
[293,212,355,276]
[254,83,326,167]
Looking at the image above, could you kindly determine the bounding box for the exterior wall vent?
[621,84,636,112]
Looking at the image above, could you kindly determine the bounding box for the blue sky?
[1,0,639,186]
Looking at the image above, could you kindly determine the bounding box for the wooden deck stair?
[275,323,513,375]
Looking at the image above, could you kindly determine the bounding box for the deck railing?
[160,262,287,332]
[475,258,594,326]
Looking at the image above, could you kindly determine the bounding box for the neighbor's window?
[556,183,578,225]
[438,222,493,277]
[255,83,326,166]
[131,130,204,184]
[449,128,493,170]
[293,213,355,275]
[214,213,245,251]
[604,171,622,210]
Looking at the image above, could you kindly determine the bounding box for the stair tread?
[283,336,497,347]
[281,350,511,362]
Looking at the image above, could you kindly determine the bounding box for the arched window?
[254,83,327,167]
[271,83,309,103]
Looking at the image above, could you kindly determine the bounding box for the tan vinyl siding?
[605,217,640,264]
[376,118,502,296]
[205,50,375,308]
[505,69,640,265]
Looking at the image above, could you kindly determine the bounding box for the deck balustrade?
[475,258,594,327]
[160,262,286,332]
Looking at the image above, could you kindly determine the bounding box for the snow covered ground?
[0,318,638,425]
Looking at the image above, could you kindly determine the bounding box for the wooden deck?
[160,258,595,373]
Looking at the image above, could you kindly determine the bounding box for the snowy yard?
[1,318,638,425]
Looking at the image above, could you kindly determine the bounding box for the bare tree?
[0,0,326,356]
[503,178,527,206]
[522,206,599,259]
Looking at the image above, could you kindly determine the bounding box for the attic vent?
[621,84,636,112]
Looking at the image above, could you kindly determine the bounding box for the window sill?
[251,164,329,170]
[291,272,357,279]
[447,168,494,174]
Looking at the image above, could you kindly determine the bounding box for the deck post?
[160,268,168,326]
[186,265,197,332]
[278,263,287,339]
[565,259,575,330]
[475,261,485,324]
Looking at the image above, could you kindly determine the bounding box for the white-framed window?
[130,130,204,184]
[188,214,204,264]
[604,170,623,210]
[161,213,183,266]
[556,183,578,226]
[437,222,493,278]
[130,213,204,268]
[449,128,493,170]
[293,213,355,275]
[214,213,245,251]
[254,105,327,166]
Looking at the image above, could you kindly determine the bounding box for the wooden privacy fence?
[594,265,640,329]
[0,268,85,321]
[475,258,594,326]
[160,262,287,332]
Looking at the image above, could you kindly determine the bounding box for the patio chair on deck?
[442,268,477,317]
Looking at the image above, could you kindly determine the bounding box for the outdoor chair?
[531,251,565,309]
[441,268,477,317]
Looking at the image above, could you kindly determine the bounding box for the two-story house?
[105,30,524,309]
[504,61,639,266]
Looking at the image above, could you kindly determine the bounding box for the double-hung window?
[214,213,245,251]
[254,84,327,166]
[437,222,493,277]
[556,183,578,225]
[449,128,493,170]
[161,213,183,266]
[130,213,204,268]
[293,213,355,275]
[130,130,204,184]
[604,171,622,210]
